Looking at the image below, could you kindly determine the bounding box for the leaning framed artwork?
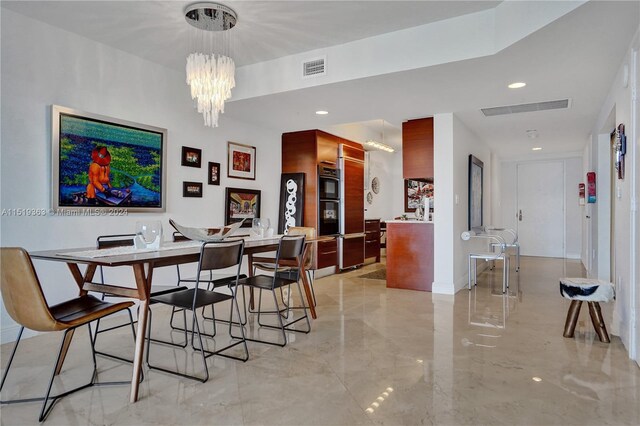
[468,154,484,231]
[51,105,167,212]
[277,173,305,234]
[225,187,261,227]
[227,141,256,180]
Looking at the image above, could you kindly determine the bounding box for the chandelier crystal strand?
[184,3,237,128]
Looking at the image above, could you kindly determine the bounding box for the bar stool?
[560,278,614,343]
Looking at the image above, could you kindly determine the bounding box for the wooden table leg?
[588,302,610,343]
[563,300,582,338]
[299,244,317,319]
[55,263,97,375]
[299,263,317,320]
[130,263,151,403]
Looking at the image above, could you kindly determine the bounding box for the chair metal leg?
[0,327,24,394]
[515,244,520,272]
[468,256,472,290]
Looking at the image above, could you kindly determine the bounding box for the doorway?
[516,161,565,257]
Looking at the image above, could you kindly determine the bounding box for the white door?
[516,161,565,257]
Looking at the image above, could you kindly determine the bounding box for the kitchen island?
[386,220,434,291]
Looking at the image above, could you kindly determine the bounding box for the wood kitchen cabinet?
[365,219,381,262]
[402,117,434,179]
[282,130,364,271]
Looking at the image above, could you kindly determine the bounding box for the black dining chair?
[91,234,187,363]
[0,247,136,422]
[146,240,248,383]
[237,234,310,347]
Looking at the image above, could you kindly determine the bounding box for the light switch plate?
[455,194,459,205]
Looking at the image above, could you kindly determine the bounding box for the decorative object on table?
[135,220,163,249]
[578,183,585,206]
[225,187,260,227]
[468,155,484,231]
[183,181,203,197]
[227,141,256,180]
[614,123,626,180]
[586,171,596,203]
[181,146,202,168]
[404,179,433,212]
[251,218,271,238]
[51,105,167,212]
[371,177,380,194]
[277,173,305,234]
[169,218,244,242]
[208,161,221,185]
[366,192,373,205]
[184,2,237,128]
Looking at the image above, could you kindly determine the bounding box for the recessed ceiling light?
[315,110,328,115]
[532,147,542,151]
[526,129,539,139]
[508,82,526,89]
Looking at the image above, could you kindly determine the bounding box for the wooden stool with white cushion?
[559,278,615,343]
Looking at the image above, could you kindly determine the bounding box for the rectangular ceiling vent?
[481,99,571,117]
[302,56,326,78]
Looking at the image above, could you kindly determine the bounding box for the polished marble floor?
[1,256,639,425]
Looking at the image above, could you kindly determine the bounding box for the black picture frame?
[181,146,202,168]
[208,162,221,185]
[225,187,261,227]
[183,181,203,198]
[277,173,305,234]
[468,154,484,231]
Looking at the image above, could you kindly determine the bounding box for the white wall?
[364,150,404,221]
[499,156,583,259]
[432,113,492,294]
[0,10,282,343]
[588,29,639,362]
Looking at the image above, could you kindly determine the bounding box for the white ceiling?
[3,1,638,159]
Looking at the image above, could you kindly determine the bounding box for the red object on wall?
[587,172,596,203]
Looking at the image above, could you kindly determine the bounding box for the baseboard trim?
[1,324,39,344]
[431,281,455,295]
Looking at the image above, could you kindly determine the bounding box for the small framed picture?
[183,181,203,198]
[227,141,256,180]
[225,187,261,227]
[182,146,202,168]
[208,162,221,185]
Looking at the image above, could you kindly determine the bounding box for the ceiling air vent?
[481,99,571,117]
[302,56,326,78]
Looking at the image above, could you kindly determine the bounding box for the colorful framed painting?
[208,162,221,185]
[51,105,167,212]
[404,179,433,212]
[225,187,261,227]
[181,146,202,168]
[183,181,203,198]
[227,141,256,180]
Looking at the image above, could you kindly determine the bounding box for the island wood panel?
[386,222,433,291]
[402,117,434,179]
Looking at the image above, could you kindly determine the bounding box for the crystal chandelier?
[185,2,237,127]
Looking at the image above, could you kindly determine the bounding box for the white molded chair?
[461,231,510,293]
